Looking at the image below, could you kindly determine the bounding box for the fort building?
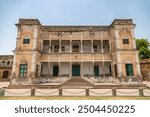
[1,19,142,85]
[0,55,13,81]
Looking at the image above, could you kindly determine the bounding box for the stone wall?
[140,59,150,81]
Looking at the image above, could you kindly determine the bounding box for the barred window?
[23,36,30,44]
[19,64,28,77]
[123,38,129,44]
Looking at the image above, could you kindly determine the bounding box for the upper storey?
[15,19,136,53]
[0,55,13,69]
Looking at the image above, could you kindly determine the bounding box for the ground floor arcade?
[40,61,112,77]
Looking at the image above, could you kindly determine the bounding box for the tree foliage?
[136,39,150,60]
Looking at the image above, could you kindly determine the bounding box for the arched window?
[2,61,5,66]
[2,71,9,78]
[7,61,10,65]
[11,61,13,65]
[19,60,28,77]
[23,36,30,44]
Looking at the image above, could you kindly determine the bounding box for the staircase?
[62,77,93,88]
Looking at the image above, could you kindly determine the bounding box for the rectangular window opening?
[123,39,129,44]
[23,39,30,44]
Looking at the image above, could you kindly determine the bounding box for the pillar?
[92,61,94,77]
[38,63,41,77]
[49,40,51,53]
[81,40,83,53]
[41,40,43,52]
[91,39,93,53]
[103,61,105,77]
[70,62,72,78]
[48,62,50,77]
[81,62,83,77]
[109,40,111,53]
[70,40,72,53]
[101,40,104,53]
[59,39,61,53]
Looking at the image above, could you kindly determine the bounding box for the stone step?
[62,78,93,88]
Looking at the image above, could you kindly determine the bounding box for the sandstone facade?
[0,55,13,81]
[7,19,142,84]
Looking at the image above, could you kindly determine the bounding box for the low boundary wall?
[1,88,150,97]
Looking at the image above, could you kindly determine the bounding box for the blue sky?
[0,0,150,55]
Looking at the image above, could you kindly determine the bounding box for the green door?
[53,66,59,76]
[94,66,99,76]
[72,65,80,76]
[125,64,134,76]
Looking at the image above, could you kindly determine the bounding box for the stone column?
[59,39,61,53]
[81,40,83,53]
[70,62,72,78]
[48,62,50,77]
[92,61,94,77]
[70,40,72,53]
[40,63,43,77]
[109,40,111,53]
[103,61,105,77]
[49,40,51,53]
[101,40,104,53]
[81,62,83,77]
[38,63,41,77]
[41,40,43,52]
[59,57,60,77]
[91,39,93,53]
[110,62,113,76]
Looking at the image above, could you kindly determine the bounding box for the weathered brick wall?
[140,61,150,80]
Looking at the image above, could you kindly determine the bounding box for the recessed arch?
[7,61,10,65]
[2,71,9,78]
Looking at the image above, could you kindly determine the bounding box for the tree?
[136,39,150,60]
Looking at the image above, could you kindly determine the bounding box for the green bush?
[0,88,5,96]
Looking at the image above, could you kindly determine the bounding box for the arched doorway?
[2,71,9,78]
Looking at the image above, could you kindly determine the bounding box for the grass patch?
[0,96,150,100]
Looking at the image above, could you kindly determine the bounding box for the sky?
[0,0,150,55]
